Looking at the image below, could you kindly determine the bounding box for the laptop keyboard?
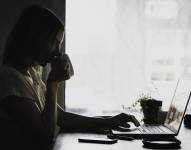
[138,125,165,133]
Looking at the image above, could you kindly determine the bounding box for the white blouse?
[0,65,46,112]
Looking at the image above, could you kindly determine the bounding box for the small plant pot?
[141,99,162,124]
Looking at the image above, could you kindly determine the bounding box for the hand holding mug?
[48,53,74,83]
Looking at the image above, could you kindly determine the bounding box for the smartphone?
[78,136,118,144]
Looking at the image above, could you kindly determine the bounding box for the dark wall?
[0,0,65,64]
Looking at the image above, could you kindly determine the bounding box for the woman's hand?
[48,54,73,83]
[105,113,140,129]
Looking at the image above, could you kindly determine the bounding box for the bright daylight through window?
[65,0,191,116]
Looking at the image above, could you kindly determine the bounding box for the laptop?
[112,79,191,139]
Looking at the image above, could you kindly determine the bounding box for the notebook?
[112,79,191,139]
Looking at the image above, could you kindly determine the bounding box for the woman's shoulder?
[0,65,16,74]
[0,65,38,102]
[0,65,24,80]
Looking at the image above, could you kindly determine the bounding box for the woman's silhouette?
[0,4,139,150]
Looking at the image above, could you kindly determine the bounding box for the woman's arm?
[57,104,140,132]
[42,80,58,139]
[57,104,108,131]
[46,54,72,132]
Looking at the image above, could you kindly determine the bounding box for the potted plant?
[133,93,162,124]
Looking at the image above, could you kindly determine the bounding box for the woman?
[0,4,139,150]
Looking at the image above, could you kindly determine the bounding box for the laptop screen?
[165,79,191,133]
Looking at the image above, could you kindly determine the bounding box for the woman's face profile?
[52,30,64,52]
[38,30,64,66]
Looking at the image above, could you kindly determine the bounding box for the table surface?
[53,125,191,150]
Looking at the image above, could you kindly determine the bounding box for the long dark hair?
[3,4,64,70]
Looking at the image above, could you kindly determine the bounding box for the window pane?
[66,0,191,115]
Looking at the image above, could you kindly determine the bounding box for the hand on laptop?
[105,113,140,130]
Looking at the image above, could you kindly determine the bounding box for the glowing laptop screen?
[165,79,191,133]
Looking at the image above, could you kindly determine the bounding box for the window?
[65,0,191,115]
